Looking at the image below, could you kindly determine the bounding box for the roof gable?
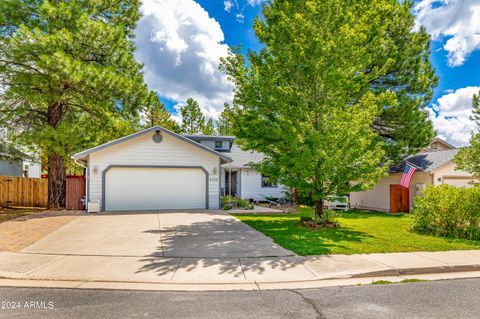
[73,126,232,163]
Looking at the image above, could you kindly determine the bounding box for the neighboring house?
[73,126,287,212]
[350,138,477,213]
[0,149,41,178]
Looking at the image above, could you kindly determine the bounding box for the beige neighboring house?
[350,138,478,213]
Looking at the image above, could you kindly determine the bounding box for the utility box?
[87,201,100,213]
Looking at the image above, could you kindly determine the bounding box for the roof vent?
[152,131,163,143]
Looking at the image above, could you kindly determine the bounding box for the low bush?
[299,210,339,229]
[221,195,235,204]
[236,198,249,208]
[223,204,232,211]
[412,185,480,240]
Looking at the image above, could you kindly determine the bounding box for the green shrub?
[221,195,235,204]
[300,216,313,223]
[236,198,249,208]
[245,203,254,210]
[223,204,232,211]
[299,210,339,228]
[316,209,338,226]
[412,185,480,240]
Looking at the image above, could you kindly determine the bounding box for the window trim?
[261,174,278,188]
[214,141,223,149]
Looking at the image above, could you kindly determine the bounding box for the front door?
[390,184,409,213]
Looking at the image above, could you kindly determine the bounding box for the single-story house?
[350,138,477,213]
[73,126,287,212]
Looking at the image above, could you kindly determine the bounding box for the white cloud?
[429,86,480,146]
[247,0,266,5]
[235,13,245,23]
[224,0,234,12]
[414,0,480,67]
[135,0,234,118]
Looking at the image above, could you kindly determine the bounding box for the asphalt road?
[0,278,479,318]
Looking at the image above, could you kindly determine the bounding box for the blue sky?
[135,0,480,146]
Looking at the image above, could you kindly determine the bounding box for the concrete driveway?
[20,210,293,258]
[6,210,306,284]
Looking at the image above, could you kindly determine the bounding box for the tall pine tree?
[180,98,205,134]
[470,92,480,126]
[217,103,235,136]
[0,0,149,208]
[203,118,216,135]
[143,92,180,132]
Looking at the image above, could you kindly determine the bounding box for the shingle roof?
[389,149,459,173]
[182,134,235,141]
[223,144,460,172]
[221,143,265,168]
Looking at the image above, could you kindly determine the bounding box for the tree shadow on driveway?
[135,216,310,280]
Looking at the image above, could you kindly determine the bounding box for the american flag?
[400,163,416,188]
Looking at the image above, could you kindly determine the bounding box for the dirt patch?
[0,207,46,223]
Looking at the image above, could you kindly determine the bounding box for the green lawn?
[233,208,480,255]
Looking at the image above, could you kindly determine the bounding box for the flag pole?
[405,160,427,173]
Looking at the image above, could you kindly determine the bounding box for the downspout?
[73,158,88,213]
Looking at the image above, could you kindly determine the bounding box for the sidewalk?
[1,250,479,290]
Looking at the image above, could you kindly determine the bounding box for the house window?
[215,141,223,149]
[261,175,278,188]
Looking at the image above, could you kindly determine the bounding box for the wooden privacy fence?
[0,176,48,207]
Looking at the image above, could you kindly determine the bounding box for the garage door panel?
[105,167,206,211]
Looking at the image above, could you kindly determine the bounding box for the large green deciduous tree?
[0,0,148,208]
[221,0,437,217]
[142,92,180,132]
[455,91,480,178]
[180,98,206,134]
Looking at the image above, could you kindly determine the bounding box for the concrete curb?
[1,265,480,291]
[350,264,480,278]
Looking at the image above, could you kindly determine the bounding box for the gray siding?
[240,168,287,201]
[199,139,230,152]
[0,159,22,176]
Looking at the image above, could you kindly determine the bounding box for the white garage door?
[105,167,206,211]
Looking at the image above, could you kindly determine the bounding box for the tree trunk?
[47,153,66,208]
[47,101,66,209]
[291,188,298,205]
[314,200,324,219]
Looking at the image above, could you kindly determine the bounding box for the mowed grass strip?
[233,207,480,255]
